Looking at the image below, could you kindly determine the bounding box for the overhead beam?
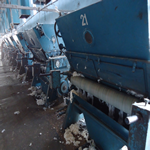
[0,3,72,13]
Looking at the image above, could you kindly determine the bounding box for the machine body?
[23,24,70,106]
[56,0,150,149]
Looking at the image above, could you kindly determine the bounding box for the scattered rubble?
[29,143,32,146]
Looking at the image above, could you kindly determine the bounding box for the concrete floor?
[0,60,76,150]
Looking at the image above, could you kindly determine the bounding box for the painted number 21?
[80,14,88,26]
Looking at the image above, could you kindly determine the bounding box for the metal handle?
[125,113,141,125]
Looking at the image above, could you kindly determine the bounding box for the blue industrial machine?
[23,24,70,106]
[56,0,150,149]
[19,1,31,19]
[9,35,22,70]
[4,37,18,68]
[2,39,11,61]
[12,32,33,80]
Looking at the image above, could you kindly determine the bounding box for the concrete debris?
[51,108,54,110]
[1,129,5,133]
[17,92,20,94]
[14,111,20,115]
[29,143,32,146]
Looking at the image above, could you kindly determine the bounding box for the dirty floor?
[0,60,76,150]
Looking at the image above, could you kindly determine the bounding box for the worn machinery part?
[71,76,140,114]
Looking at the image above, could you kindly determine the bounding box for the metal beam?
[0,4,72,13]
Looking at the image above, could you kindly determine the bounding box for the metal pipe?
[8,0,13,25]
[125,115,139,125]
[0,4,61,12]
[39,0,58,12]
[71,76,140,114]
[17,0,20,18]
[16,0,73,31]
